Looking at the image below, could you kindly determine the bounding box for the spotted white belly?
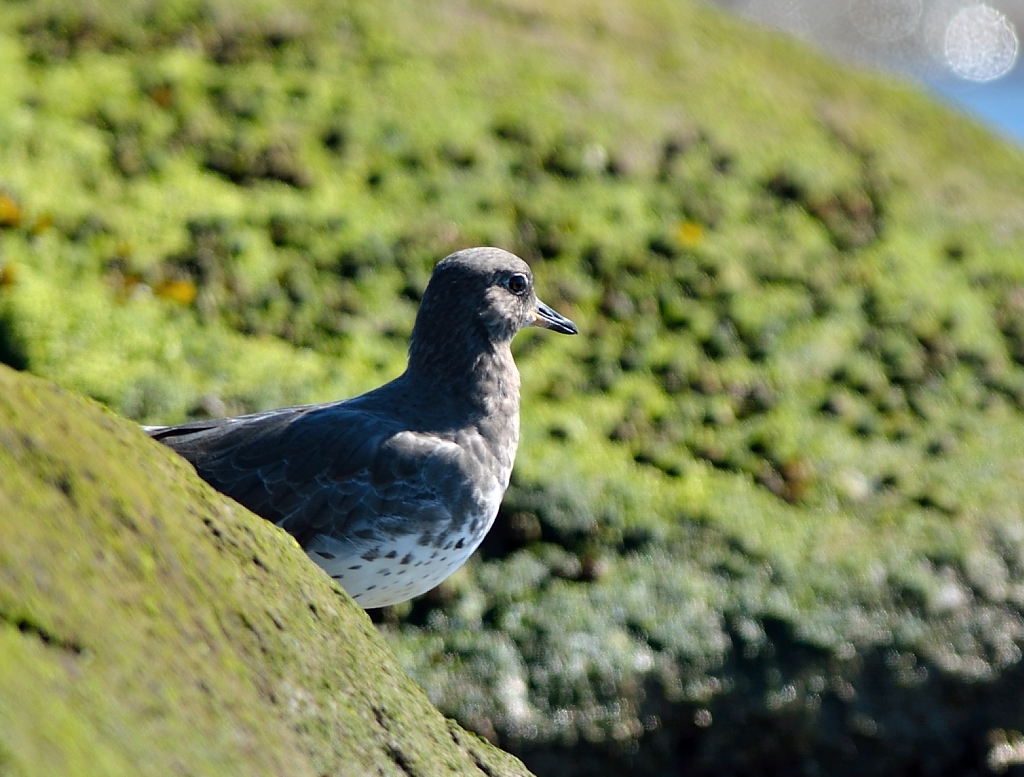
[306,514,493,607]
[302,478,505,608]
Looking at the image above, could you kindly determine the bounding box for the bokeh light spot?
[944,4,1018,82]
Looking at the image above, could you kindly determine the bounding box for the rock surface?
[0,365,532,777]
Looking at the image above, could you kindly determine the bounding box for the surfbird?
[147,247,578,607]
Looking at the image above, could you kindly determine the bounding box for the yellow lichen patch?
[0,194,22,228]
[676,220,705,248]
[154,279,198,305]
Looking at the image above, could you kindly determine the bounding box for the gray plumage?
[147,247,577,607]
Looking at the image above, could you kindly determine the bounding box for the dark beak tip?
[535,300,579,335]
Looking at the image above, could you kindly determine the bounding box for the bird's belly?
[305,504,502,608]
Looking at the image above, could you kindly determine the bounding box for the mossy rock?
[4,0,1024,773]
[0,365,531,777]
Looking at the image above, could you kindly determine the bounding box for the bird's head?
[411,247,578,356]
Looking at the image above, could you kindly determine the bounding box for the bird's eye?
[506,273,529,295]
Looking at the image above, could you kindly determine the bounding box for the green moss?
[0,366,531,776]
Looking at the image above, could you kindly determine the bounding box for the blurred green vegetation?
[4,0,1024,771]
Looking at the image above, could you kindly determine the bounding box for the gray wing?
[147,403,484,548]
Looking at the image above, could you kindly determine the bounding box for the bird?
[147,247,578,608]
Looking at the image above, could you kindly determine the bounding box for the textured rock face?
[0,366,532,777]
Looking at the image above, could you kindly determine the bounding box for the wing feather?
[149,402,484,551]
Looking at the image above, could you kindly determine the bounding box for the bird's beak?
[531,300,579,335]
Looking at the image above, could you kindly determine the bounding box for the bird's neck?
[404,338,521,423]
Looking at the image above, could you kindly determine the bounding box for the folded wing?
[147,403,481,549]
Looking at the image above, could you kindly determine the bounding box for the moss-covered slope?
[4,0,1024,773]
[0,365,531,777]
